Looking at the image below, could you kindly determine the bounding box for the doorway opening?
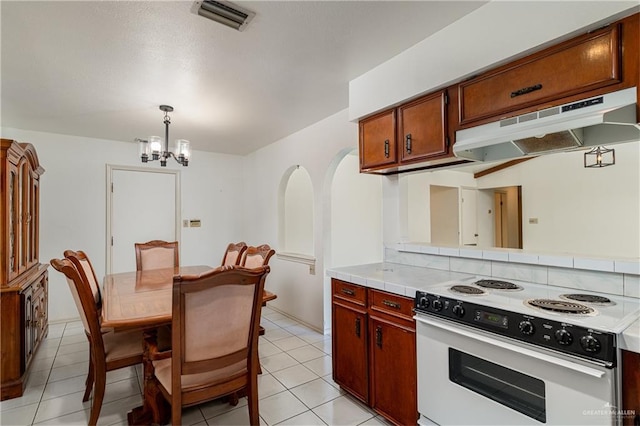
[492,186,522,249]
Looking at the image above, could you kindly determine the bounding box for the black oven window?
[449,348,546,423]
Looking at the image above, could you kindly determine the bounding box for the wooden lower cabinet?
[0,266,49,400]
[622,350,640,426]
[332,301,369,402]
[332,279,417,425]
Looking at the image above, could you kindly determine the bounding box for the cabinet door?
[359,109,396,171]
[459,24,621,125]
[622,350,640,426]
[332,302,368,403]
[18,159,28,275]
[398,90,448,163]
[369,316,417,426]
[21,288,34,369]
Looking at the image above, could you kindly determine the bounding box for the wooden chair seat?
[153,358,247,394]
[103,329,144,366]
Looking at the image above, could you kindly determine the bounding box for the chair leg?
[88,369,105,426]
[247,375,259,426]
[83,351,94,402]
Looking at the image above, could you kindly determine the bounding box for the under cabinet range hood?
[454,87,640,162]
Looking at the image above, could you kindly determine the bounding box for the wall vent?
[191,1,255,31]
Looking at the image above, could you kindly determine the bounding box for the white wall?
[330,152,383,267]
[349,1,638,120]
[398,142,640,258]
[283,167,314,255]
[477,143,640,258]
[1,127,245,322]
[242,109,359,332]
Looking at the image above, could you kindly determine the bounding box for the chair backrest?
[64,250,102,308]
[171,265,270,394]
[135,240,179,271]
[50,258,105,355]
[221,241,247,267]
[240,244,276,269]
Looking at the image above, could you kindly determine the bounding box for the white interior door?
[461,188,478,246]
[108,167,179,274]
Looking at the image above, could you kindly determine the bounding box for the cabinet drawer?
[369,289,414,321]
[459,24,621,125]
[359,109,396,171]
[332,279,366,307]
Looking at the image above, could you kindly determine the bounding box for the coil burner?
[560,294,614,306]
[526,299,595,315]
[474,279,522,291]
[449,285,486,295]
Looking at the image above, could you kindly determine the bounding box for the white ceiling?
[1,1,486,155]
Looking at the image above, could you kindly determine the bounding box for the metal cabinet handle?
[384,140,390,158]
[376,326,383,348]
[341,288,355,296]
[511,83,542,98]
[383,299,401,309]
[405,134,412,154]
[355,317,361,338]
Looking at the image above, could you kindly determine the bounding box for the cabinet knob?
[384,140,390,158]
[405,134,412,154]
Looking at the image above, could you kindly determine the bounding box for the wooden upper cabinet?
[459,24,623,126]
[398,90,448,163]
[359,109,396,171]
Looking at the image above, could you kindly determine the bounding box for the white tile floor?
[0,307,391,426]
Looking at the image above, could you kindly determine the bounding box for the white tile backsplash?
[615,260,640,275]
[491,262,548,284]
[624,275,640,298]
[573,258,615,273]
[538,255,574,268]
[380,247,638,298]
[482,250,509,262]
[548,267,624,296]
[450,258,491,276]
[508,252,539,265]
[439,247,460,257]
[459,248,483,259]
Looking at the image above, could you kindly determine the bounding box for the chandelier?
[136,105,190,167]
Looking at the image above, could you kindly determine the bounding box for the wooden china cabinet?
[1,139,48,400]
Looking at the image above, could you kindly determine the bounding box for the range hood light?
[584,146,615,168]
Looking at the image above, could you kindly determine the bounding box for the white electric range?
[414,276,640,425]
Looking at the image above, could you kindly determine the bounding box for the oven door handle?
[415,316,606,378]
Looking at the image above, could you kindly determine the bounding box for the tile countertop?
[621,318,640,354]
[326,262,473,299]
[326,262,640,354]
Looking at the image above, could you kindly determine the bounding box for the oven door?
[416,315,617,426]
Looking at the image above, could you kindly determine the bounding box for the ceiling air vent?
[191,1,255,31]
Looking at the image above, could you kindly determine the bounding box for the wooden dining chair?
[221,241,247,266]
[239,244,275,268]
[135,240,179,271]
[148,265,270,426]
[50,257,144,426]
[64,250,102,309]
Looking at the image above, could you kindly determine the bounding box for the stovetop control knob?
[580,335,601,353]
[419,296,430,309]
[518,320,535,336]
[452,304,465,318]
[555,328,573,346]
[432,299,443,312]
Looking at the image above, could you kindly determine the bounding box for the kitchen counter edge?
[326,262,640,354]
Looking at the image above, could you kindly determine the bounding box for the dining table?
[101,265,277,425]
